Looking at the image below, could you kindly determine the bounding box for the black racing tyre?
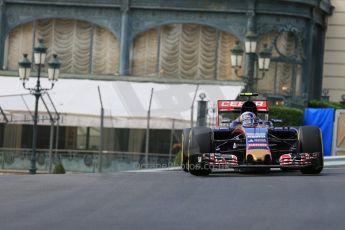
[280,168,298,172]
[181,128,190,172]
[188,127,212,176]
[299,126,324,174]
[189,154,211,176]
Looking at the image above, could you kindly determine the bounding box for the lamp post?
[231,37,272,92]
[18,39,61,174]
[196,92,207,127]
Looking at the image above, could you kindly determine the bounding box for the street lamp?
[245,31,257,53]
[231,38,272,91]
[197,92,207,127]
[258,44,272,78]
[18,39,61,174]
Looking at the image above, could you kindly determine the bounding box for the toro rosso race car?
[182,93,323,176]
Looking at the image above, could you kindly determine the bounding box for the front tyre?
[188,127,212,176]
[189,155,210,176]
[299,126,324,174]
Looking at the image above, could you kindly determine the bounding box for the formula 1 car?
[182,93,323,176]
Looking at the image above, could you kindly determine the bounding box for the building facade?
[0,0,333,102]
[324,0,345,103]
[0,0,333,155]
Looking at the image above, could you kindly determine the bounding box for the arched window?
[6,19,119,76]
[131,24,242,80]
[256,31,303,97]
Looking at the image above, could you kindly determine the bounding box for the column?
[0,0,6,69]
[119,1,130,75]
[302,19,315,101]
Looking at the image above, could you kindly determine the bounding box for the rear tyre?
[188,127,212,176]
[299,126,324,174]
[181,128,190,172]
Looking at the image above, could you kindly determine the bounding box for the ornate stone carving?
[6,5,122,35]
[257,17,306,35]
[131,0,222,10]
[130,10,245,40]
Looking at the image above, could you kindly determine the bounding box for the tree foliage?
[269,105,304,126]
[308,100,345,109]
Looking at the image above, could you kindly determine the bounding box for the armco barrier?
[0,148,170,173]
[0,150,344,174]
[133,157,345,173]
[324,156,345,167]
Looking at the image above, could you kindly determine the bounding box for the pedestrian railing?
[0,148,172,173]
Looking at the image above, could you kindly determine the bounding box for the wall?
[324,0,345,102]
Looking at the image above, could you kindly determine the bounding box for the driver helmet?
[240,112,257,127]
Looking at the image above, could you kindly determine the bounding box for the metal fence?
[0,148,172,173]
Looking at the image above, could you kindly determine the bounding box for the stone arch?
[257,30,303,59]
[6,13,120,39]
[6,19,119,75]
[130,23,244,80]
[130,19,245,43]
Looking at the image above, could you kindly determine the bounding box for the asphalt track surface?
[1,168,345,230]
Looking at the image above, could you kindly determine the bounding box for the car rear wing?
[216,99,269,127]
[217,100,269,113]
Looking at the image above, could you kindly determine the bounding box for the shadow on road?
[186,168,343,178]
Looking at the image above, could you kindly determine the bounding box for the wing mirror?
[270,118,283,123]
[221,118,231,124]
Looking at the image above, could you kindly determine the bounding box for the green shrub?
[269,105,304,126]
[173,151,182,166]
[53,161,66,174]
[308,100,345,109]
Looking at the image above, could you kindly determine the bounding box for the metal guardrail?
[0,149,343,174]
[324,156,345,167]
[0,148,172,173]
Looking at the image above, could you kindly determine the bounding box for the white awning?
[0,76,243,129]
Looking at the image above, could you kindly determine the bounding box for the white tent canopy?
[0,76,243,129]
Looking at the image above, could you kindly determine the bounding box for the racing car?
[182,93,323,176]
